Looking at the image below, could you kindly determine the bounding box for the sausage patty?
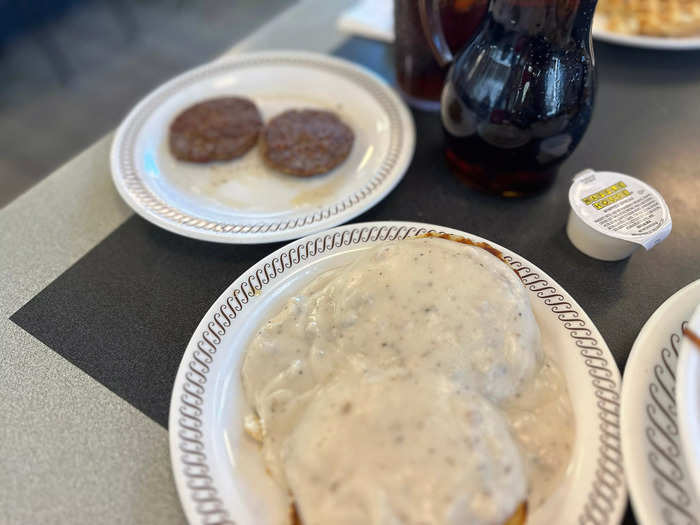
[169,97,263,163]
[262,109,354,176]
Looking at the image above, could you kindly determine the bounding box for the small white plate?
[593,14,700,49]
[678,304,700,502]
[169,221,626,525]
[621,279,700,525]
[110,51,415,244]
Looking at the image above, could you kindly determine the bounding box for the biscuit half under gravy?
[242,235,574,525]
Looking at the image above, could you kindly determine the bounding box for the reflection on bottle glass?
[440,0,597,196]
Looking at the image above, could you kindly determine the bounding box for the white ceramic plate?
[110,51,415,244]
[677,303,700,503]
[621,279,700,525]
[593,14,700,49]
[169,221,626,525]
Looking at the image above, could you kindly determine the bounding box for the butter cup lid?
[568,169,672,250]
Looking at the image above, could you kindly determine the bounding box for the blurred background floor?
[0,0,294,208]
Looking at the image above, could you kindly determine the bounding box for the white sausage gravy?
[242,236,574,525]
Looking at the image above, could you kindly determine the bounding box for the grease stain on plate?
[156,96,367,215]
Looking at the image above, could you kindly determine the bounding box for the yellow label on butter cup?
[581,181,627,206]
[591,189,631,210]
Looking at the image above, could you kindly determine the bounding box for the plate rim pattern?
[643,321,699,525]
[111,52,412,242]
[170,222,626,525]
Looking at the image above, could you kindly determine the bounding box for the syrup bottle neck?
[486,0,596,44]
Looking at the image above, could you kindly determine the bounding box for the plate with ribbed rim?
[621,279,700,525]
[110,51,414,244]
[678,303,700,504]
[593,15,700,49]
[169,221,626,525]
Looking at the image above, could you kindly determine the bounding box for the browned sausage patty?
[169,97,263,163]
[262,109,354,176]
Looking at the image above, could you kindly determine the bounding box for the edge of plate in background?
[622,280,700,525]
[592,15,700,50]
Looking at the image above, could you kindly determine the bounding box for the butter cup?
[566,169,672,261]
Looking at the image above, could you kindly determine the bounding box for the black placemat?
[12,35,700,422]
[12,215,281,426]
[11,38,700,525]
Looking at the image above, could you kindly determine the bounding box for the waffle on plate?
[598,0,700,36]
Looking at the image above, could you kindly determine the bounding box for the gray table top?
[2,0,699,523]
